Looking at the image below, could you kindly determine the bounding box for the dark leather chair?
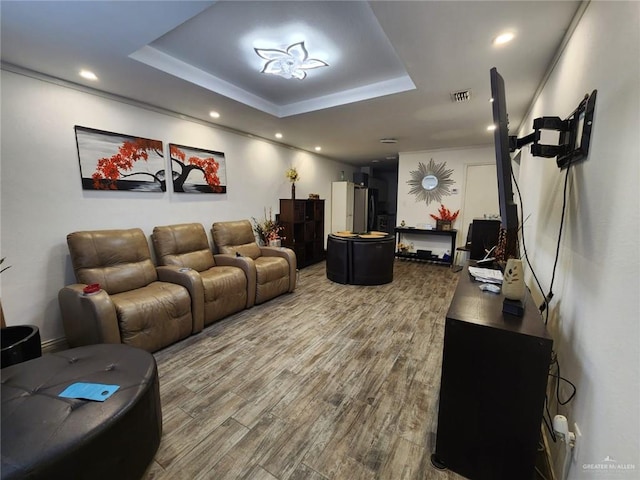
[58,228,195,352]
[455,223,473,266]
[152,223,251,326]
[211,220,296,306]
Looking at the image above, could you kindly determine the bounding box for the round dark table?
[326,232,395,285]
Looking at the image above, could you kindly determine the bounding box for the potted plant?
[430,204,459,231]
[252,208,285,246]
[285,167,299,199]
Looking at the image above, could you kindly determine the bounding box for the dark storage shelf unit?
[279,199,325,267]
[394,227,457,266]
[432,264,553,479]
[395,251,452,266]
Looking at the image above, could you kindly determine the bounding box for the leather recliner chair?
[152,223,252,326]
[58,228,196,352]
[212,220,296,306]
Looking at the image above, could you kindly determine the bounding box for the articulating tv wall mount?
[510,90,597,169]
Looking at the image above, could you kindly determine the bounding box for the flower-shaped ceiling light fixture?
[254,42,328,80]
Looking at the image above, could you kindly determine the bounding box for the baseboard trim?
[41,336,69,354]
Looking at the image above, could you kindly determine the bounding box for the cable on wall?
[511,170,549,324]
[540,164,572,314]
[511,168,577,445]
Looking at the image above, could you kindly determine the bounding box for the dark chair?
[454,223,473,266]
[469,219,501,260]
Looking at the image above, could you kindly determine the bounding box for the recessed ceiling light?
[487,125,497,131]
[209,111,220,119]
[315,146,322,152]
[275,132,283,139]
[379,138,398,144]
[493,32,515,46]
[79,70,98,81]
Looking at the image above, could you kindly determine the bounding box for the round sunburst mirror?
[421,174,439,191]
[407,158,455,205]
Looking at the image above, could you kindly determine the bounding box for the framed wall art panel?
[169,144,227,193]
[75,126,165,192]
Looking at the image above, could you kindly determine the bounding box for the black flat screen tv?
[490,67,519,232]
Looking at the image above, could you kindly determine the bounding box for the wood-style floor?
[143,260,466,480]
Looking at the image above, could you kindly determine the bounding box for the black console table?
[432,264,553,479]
[394,227,457,266]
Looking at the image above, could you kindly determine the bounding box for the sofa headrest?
[152,223,215,272]
[67,228,157,295]
[211,220,261,259]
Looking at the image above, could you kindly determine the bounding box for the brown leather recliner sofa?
[212,220,297,305]
[58,222,297,353]
[58,228,196,353]
[152,223,252,327]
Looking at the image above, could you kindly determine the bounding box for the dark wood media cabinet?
[432,264,553,479]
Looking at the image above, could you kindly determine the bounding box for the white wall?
[397,146,496,250]
[515,2,639,476]
[0,69,355,345]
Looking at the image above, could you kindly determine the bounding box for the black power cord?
[511,168,577,443]
[540,164,572,314]
[511,170,550,324]
[550,352,577,406]
[543,351,578,443]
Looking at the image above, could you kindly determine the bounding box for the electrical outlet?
[572,422,582,464]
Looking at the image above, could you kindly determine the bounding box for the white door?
[459,164,499,247]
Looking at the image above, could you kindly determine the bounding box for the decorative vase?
[502,258,525,301]
[291,183,296,199]
[436,220,452,231]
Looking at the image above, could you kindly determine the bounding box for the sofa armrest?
[58,284,121,347]
[260,247,297,292]
[214,254,257,308]
[156,265,205,334]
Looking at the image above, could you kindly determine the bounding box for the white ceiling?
[0,1,582,168]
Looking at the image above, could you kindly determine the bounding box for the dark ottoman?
[1,344,162,480]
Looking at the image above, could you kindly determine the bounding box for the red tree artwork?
[91,138,164,190]
[76,126,226,193]
[169,144,224,193]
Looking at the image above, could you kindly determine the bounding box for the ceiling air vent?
[451,89,472,103]
[379,138,398,144]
